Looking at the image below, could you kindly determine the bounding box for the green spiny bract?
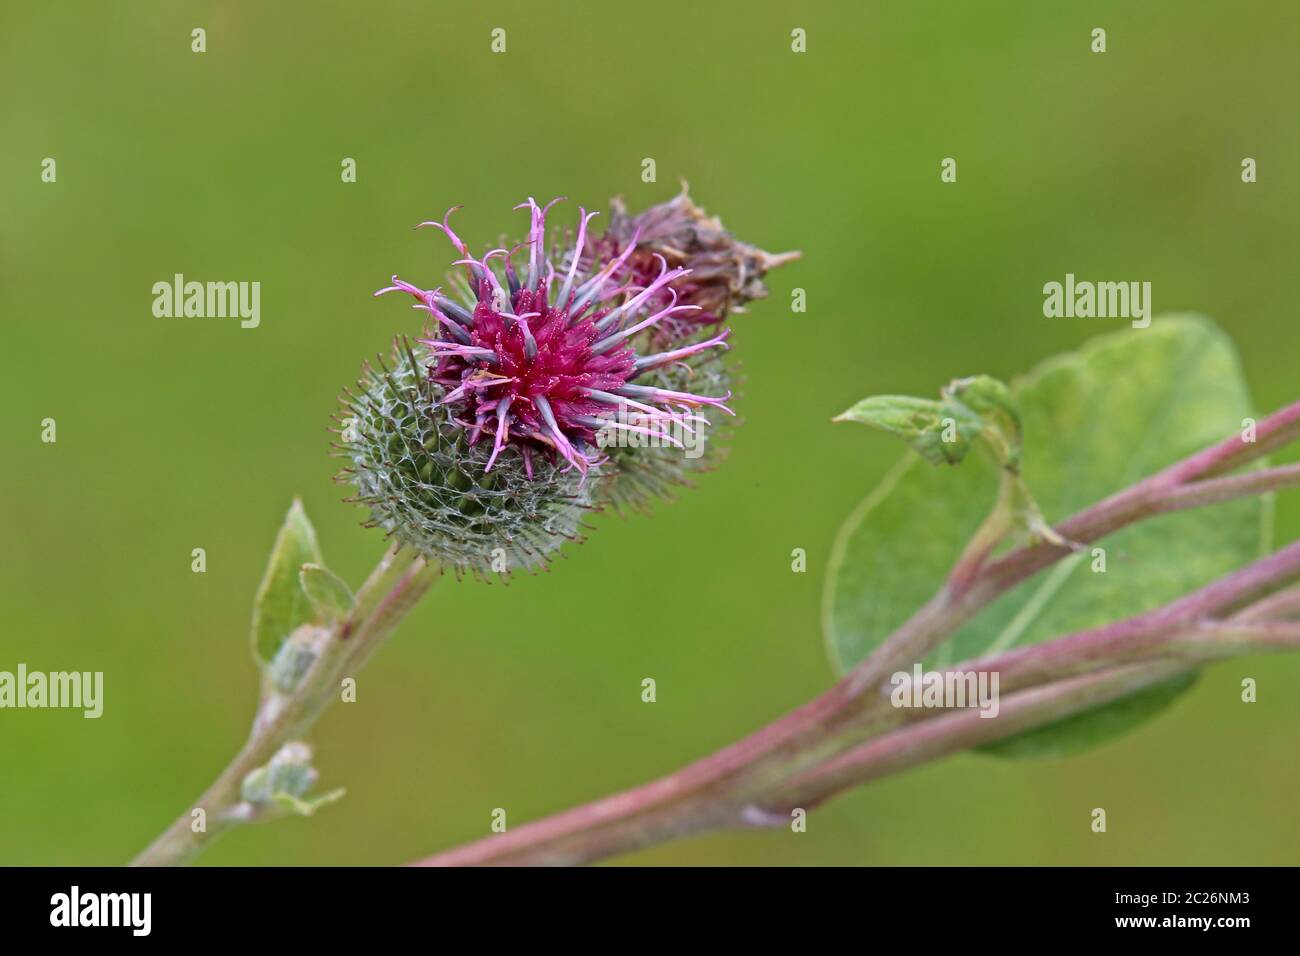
[334,341,597,579]
[597,328,738,515]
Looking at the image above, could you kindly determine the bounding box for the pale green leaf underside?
[824,315,1265,757]
[299,563,356,623]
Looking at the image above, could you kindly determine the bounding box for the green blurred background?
[3,0,1298,866]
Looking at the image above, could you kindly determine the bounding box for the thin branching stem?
[130,546,439,867]
[411,399,1300,867]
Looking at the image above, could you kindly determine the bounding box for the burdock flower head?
[600,184,801,337]
[336,193,794,577]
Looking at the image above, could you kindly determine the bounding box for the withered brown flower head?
[600,185,801,338]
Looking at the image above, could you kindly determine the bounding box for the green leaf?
[825,316,1266,757]
[250,499,324,666]
[835,394,981,466]
[835,375,1022,470]
[299,563,355,623]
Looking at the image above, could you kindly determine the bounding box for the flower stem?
[411,400,1300,867]
[130,545,439,867]
[408,550,1300,867]
[765,660,1191,814]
